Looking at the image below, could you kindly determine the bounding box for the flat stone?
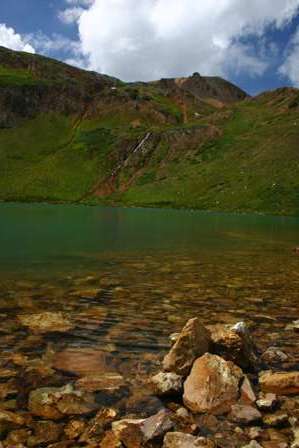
[151,372,183,397]
[208,321,258,371]
[76,373,126,393]
[64,420,86,439]
[0,410,25,426]
[18,312,73,333]
[142,409,174,442]
[183,353,243,415]
[163,318,210,376]
[259,371,299,395]
[53,348,114,376]
[230,404,262,424]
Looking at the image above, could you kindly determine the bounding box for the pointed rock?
[163,318,210,376]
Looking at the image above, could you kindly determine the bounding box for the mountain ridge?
[0,46,298,215]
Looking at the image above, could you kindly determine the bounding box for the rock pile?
[1,317,299,447]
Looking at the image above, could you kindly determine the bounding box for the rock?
[113,410,174,447]
[208,322,258,370]
[100,430,123,448]
[142,409,174,442]
[291,426,299,448]
[0,410,25,426]
[163,318,210,376]
[64,419,86,439]
[163,432,214,447]
[151,372,183,397]
[240,376,256,404]
[286,320,299,332]
[28,384,97,420]
[76,373,126,393]
[17,312,73,333]
[183,353,243,415]
[70,288,101,299]
[230,404,262,424]
[256,393,277,411]
[4,429,30,446]
[248,427,263,440]
[261,348,288,364]
[27,421,63,446]
[53,348,113,376]
[263,412,289,427]
[259,371,299,395]
[80,408,117,443]
[242,442,263,448]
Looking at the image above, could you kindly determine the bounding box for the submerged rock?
[208,322,258,370]
[163,432,214,447]
[261,348,288,364]
[76,373,126,393]
[259,371,299,395]
[163,318,210,376]
[183,353,243,415]
[28,384,97,419]
[151,372,183,397]
[27,420,63,446]
[17,312,73,334]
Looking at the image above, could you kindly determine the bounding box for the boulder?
[28,384,97,420]
[230,404,262,424]
[259,371,299,395]
[208,322,258,370]
[18,312,73,333]
[163,432,214,447]
[183,353,243,415]
[163,318,210,376]
[151,372,183,397]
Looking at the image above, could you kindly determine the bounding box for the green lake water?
[0,203,299,413]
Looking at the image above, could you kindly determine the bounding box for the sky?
[0,0,299,95]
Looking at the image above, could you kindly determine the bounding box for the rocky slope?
[0,46,299,215]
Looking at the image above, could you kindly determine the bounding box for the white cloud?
[0,23,35,53]
[58,7,84,25]
[74,0,299,81]
[279,27,299,87]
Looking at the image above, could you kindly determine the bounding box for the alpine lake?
[0,202,299,447]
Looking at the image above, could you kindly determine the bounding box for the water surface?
[0,203,299,414]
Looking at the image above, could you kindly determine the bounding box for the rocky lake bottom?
[0,204,299,447]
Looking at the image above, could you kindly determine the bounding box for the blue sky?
[0,0,299,95]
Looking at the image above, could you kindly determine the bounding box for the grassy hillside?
[0,47,298,215]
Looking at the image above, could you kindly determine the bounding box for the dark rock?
[208,322,258,371]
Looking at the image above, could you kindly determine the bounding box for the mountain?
[0,46,298,215]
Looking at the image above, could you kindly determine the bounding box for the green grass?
[0,65,41,87]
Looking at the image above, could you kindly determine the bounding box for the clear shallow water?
[0,203,299,414]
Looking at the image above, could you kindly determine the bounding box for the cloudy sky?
[0,0,299,94]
